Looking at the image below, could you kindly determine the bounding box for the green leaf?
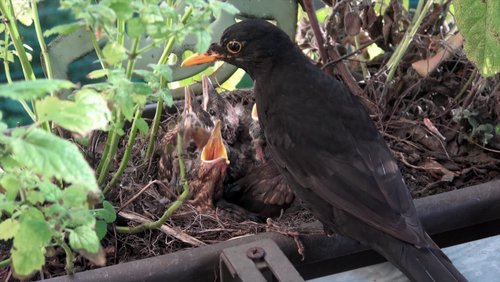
[36,89,111,136]
[103,42,127,65]
[66,208,96,228]
[8,128,98,192]
[0,80,74,100]
[454,0,500,77]
[12,0,32,26]
[104,0,134,20]
[127,17,145,38]
[26,190,45,204]
[95,220,107,240]
[12,208,52,277]
[159,88,173,107]
[0,194,16,214]
[0,173,21,201]
[0,23,5,33]
[135,117,149,136]
[39,181,63,202]
[11,247,45,277]
[0,218,19,240]
[194,30,211,53]
[43,22,81,37]
[94,201,116,222]
[62,185,88,208]
[69,225,100,253]
[150,64,173,81]
[87,69,109,79]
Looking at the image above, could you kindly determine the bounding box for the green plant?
[454,0,500,77]
[0,0,237,278]
[452,108,496,146]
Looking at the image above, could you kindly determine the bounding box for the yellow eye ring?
[226,40,242,54]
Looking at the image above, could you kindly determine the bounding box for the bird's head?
[182,19,296,77]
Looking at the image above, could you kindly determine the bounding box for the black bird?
[182,19,466,281]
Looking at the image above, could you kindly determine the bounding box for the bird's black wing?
[261,65,426,247]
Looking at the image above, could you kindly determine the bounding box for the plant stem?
[2,28,37,121]
[97,112,123,186]
[88,29,108,70]
[103,107,141,194]
[385,0,433,82]
[96,108,116,175]
[0,0,36,81]
[31,0,53,80]
[56,238,74,275]
[0,257,11,268]
[144,38,175,161]
[116,19,125,46]
[145,6,192,160]
[116,132,189,234]
[125,38,141,78]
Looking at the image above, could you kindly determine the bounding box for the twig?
[321,37,379,70]
[302,0,328,65]
[117,180,165,212]
[118,211,205,247]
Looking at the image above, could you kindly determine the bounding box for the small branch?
[322,37,379,70]
[118,211,205,246]
[302,0,328,65]
[117,180,167,212]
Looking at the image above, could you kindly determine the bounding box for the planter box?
[42,179,500,282]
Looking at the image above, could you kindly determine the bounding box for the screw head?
[246,246,266,260]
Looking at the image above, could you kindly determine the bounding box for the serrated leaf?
[454,0,500,77]
[69,225,100,253]
[135,117,149,136]
[103,42,127,65]
[8,128,98,192]
[39,181,62,202]
[0,80,74,100]
[36,89,111,136]
[66,208,96,227]
[132,82,153,96]
[127,17,145,38]
[0,218,19,240]
[159,88,173,107]
[150,64,173,81]
[12,208,52,277]
[194,30,211,53]
[11,247,45,278]
[43,22,81,37]
[12,0,32,26]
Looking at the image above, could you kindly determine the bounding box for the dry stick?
[118,211,205,247]
[117,180,165,212]
[321,37,380,70]
[302,0,329,65]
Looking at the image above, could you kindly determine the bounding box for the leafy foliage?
[454,0,500,77]
[0,0,236,278]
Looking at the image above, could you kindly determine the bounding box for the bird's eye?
[226,40,242,54]
[209,109,216,116]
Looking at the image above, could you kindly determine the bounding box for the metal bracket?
[220,239,305,282]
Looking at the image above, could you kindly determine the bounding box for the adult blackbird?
[182,19,466,281]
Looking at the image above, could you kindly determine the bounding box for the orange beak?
[201,121,229,164]
[181,52,222,66]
